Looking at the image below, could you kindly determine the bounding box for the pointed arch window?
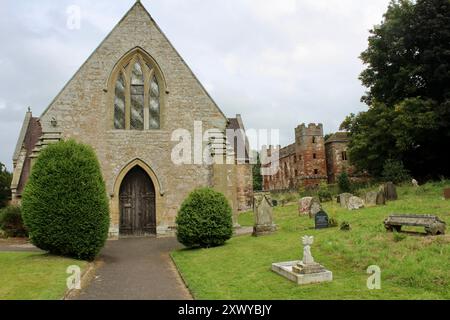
[113,53,162,130]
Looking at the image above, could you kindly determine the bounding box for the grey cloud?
[0,0,390,170]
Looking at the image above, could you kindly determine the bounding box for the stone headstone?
[365,191,385,207]
[365,191,378,207]
[253,192,277,236]
[347,196,365,210]
[309,198,322,219]
[315,211,329,229]
[412,179,419,188]
[339,193,353,208]
[299,197,314,215]
[383,182,398,201]
[298,197,322,218]
[444,188,450,200]
[376,192,386,205]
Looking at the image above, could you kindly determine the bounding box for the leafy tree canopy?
[342,0,450,179]
[0,163,12,209]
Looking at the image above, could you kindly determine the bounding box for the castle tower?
[295,124,328,187]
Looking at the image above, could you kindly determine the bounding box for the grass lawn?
[172,182,450,300]
[0,252,87,300]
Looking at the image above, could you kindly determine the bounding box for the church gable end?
[40,1,227,134]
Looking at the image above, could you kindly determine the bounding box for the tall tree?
[252,152,263,192]
[0,162,12,208]
[342,0,450,179]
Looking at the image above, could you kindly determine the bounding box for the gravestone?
[444,188,450,200]
[376,192,386,205]
[347,196,365,210]
[315,211,329,229]
[365,191,386,207]
[365,191,378,207]
[412,179,419,188]
[253,192,277,236]
[382,182,398,201]
[339,193,353,208]
[309,198,322,219]
[272,235,333,285]
[298,197,322,218]
[299,197,314,216]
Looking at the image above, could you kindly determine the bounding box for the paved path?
[0,239,42,252]
[74,237,192,300]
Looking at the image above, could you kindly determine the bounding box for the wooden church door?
[119,166,156,236]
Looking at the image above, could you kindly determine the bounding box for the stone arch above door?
[113,158,164,197]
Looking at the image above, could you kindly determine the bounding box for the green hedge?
[22,140,110,261]
[176,188,233,248]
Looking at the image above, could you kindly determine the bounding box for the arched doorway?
[119,166,156,236]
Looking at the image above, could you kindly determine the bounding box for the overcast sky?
[0,0,391,170]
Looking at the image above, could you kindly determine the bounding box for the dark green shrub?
[176,188,233,248]
[338,172,352,193]
[328,217,339,228]
[340,221,351,231]
[318,183,333,202]
[0,162,12,209]
[382,159,411,184]
[393,231,407,242]
[22,140,110,261]
[0,206,27,238]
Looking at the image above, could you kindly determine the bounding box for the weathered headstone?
[298,197,322,218]
[347,196,365,210]
[315,211,329,229]
[339,193,353,208]
[376,191,386,205]
[365,191,385,207]
[365,191,378,207]
[444,188,450,200]
[299,197,314,216]
[412,179,419,188]
[309,198,322,219]
[383,182,398,201]
[253,192,277,236]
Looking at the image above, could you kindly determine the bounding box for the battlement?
[261,145,281,158]
[295,123,324,138]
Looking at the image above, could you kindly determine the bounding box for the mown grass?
[0,252,87,300]
[172,182,450,300]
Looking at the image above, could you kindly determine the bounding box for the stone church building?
[10,1,253,238]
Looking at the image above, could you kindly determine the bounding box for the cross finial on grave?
[302,235,314,246]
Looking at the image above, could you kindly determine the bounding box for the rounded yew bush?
[176,188,233,248]
[22,140,110,261]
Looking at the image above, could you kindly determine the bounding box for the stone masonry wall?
[236,163,253,211]
[38,3,230,237]
[263,123,328,191]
